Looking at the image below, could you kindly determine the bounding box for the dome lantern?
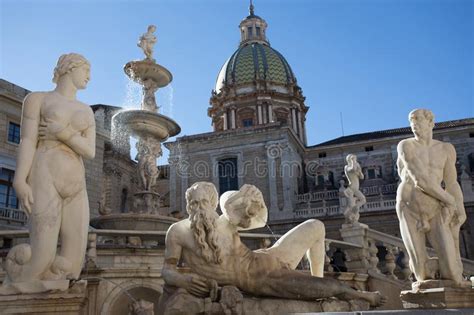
[239,1,269,46]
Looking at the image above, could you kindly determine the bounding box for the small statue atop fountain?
[138,25,157,61]
[342,154,366,224]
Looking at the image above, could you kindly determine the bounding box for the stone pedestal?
[158,285,370,315]
[0,280,87,314]
[340,223,371,273]
[401,286,474,309]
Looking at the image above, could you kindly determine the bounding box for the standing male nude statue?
[162,182,385,306]
[396,109,467,286]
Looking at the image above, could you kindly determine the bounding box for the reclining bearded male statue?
[161,182,385,311]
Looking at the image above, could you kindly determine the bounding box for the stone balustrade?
[296,183,398,204]
[0,207,27,225]
[295,199,397,218]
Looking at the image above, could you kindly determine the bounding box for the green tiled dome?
[215,43,296,93]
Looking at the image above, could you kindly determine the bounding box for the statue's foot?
[362,291,387,307]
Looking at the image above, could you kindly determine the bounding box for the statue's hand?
[39,118,74,142]
[12,180,34,215]
[184,274,211,298]
[443,193,456,208]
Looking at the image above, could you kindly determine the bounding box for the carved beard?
[189,207,222,265]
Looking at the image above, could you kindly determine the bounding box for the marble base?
[0,280,87,314]
[158,285,370,315]
[401,286,474,309]
[0,279,69,295]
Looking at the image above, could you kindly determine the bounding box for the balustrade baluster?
[368,239,380,273]
[384,244,397,279]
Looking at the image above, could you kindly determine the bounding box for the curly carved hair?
[52,53,90,83]
[185,182,222,264]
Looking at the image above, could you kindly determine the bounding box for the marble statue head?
[220,184,268,231]
[346,154,357,164]
[185,182,222,264]
[408,109,435,139]
[52,53,90,88]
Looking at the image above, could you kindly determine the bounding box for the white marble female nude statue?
[162,182,385,307]
[1,53,95,294]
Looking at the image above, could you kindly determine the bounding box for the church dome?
[215,43,296,94]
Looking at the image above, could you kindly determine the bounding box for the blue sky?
[1,0,472,152]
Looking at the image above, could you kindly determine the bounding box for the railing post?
[324,241,334,272]
[399,248,412,280]
[384,245,397,279]
[85,232,97,269]
[368,239,380,273]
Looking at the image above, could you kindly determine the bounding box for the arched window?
[218,158,238,194]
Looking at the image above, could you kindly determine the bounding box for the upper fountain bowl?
[124,60,173,87]
[113,110,181,141]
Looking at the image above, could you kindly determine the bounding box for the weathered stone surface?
[401,287,474,309]
[158,285,370,315]
[0,280,87,314]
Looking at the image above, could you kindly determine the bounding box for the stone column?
[179,156,189,213]
[291,108,297,133]
[223,111,228,130]
[168,156,179,213]
[281,142,293,212]
[257,104,263,124]
[268,104,273,122]
[231,108,236,129]
[297,111,304,140]
[265,142,279,213]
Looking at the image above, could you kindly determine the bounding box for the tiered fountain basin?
[90,213,178,231]
[124,60,172,87]
[112,110,180,141]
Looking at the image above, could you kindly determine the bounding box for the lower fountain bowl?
[90,213,179,231]
[112,110,181,141]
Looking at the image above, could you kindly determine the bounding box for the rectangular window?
[367,169,376,180]
[256,27,261,36]
[218,158,238,194]
[318,152,327,158]
[365,146,374,152]
[242,119,253,127]
[8,122,20,144]
[247,27,253,38]
[0,169,18,209]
